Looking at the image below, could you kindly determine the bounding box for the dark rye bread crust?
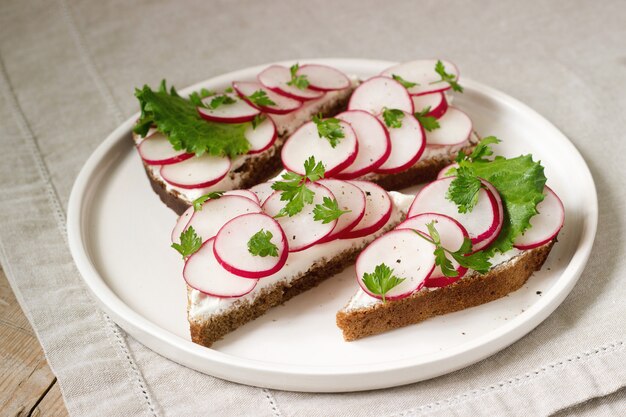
[139,90,353,215]
[336,240,555,341]
[188,241,368,348]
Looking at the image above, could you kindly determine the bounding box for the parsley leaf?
[189,88,216,108]
[192,191,224,211]
[431,60,463,93]
[224,87,234,93]
[468,136,501,161]
[414,106,440,132]
[247,229,279,257]
[446,166,482,213]
[208,94,237,109]
[271,156,326,217]
[286,63,310,90]
[312,114,345,147]
[361,263,406,303]
[382,108,405,128]
[392,74,418,88]
[171,226,202,259]
[247,89,276,107]
[313,197,350,224]
[251,114,266,129]
[415,222,491,276]
[134,81,250,158]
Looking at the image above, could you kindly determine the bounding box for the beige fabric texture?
[0,0,624,416]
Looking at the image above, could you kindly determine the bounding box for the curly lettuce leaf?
[133,81,250,158]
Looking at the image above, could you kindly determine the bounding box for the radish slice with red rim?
[375,111,425,174]
[262,183,337,252]
[297,64,351,91]
[280,120,358,177]
[412,92,448,119]
[213,213,288,279]
[184,238,258,298]
[138,132,194,165]
[341,181,393,239]
[356,229,436,301]
[334,110,391,179]
[245,117,277,154]
[223,189,260,205]
[425,107,472,146]
[258,65,324,101]
[396,213,469,287]
[184,195,262,242]
[233,81,303,115]
[348,76,413,115]
[316,179,366,242]
[160,154,231,189]
[249,182,275,206]
[197,93,261,123]
[381,59,460,96]
[514,186,564,250]
[171,205,195,244]
[408,177,501,248]
[472,180,504,251]
[437,163,459,179]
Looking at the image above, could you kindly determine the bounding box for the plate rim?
[67,58,598,392]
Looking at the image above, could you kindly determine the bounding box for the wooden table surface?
[0,267,69,417]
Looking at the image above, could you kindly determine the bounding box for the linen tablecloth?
[1,0,625,415]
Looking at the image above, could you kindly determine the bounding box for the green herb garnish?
[134,80,249,158]
[248,229,279,257]
[251,114,266,129]
[286,63,309,90]
[271,156,325,217]
[247,89,276,107]
[208,94,236,109]
[430,60,463,93]
[414,106,440,132]
[171,226,202,259]
[188,88,215,108]
[313,197,350,224]
[392,74,418,88]
[415,222,491,276]
[382,108,404,128]
[312,114,345,147]
[192,192,225,211]
[361,263,406,303]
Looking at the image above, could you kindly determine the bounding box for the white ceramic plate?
[67,59,597,392]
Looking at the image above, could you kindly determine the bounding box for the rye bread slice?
[336,239,556,341]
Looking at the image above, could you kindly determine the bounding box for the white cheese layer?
[188,191,414,320]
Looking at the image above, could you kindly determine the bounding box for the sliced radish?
[348,76,413,115]
[408,177,501,248]
[381,59,460,96]
[160,154,231,189]
[249,182,276,206]
[171,205,195,244]
[514,186,564,250]
[223,189,260,205]
[137,132,194,165]
[185,195,262,242]
[262,183,337,252]
[396,213,469,288]
[245,117,277,154]
[297,64,351,91]
[258,65,324,101]
[411,92,448,119]
[473,180,504,251]
[316,179,366,242]
[232,81,303,115]
[197,93,261,123]
[184,238,257,298]
[437,163,459,179]
[425,107,472,146]
[341,181,393,239]
[280,120,358,177]
[334,110,391,179]
[375,111,426,174]
[213,213,288,279]
[356,229,436,301]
